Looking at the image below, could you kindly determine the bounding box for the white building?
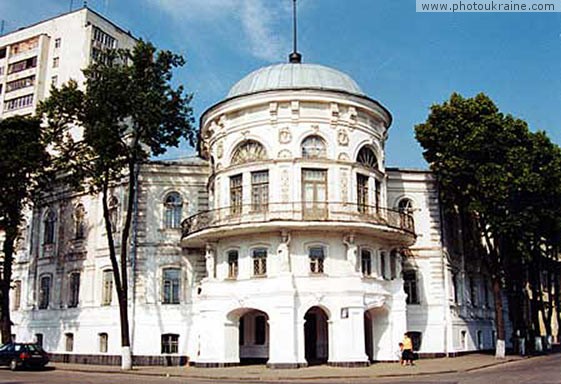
[4,10,498,367]
[0,7,136,118]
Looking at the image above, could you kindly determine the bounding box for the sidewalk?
[52,353,528,381]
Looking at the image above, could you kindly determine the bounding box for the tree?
[0,116,49,343]
[40,40,196,369]
[414,92,554,358]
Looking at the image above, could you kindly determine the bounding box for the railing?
[181,202,414,238]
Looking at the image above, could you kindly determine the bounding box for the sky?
[1,0,560,168]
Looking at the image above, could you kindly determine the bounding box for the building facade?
[3,10,498,366]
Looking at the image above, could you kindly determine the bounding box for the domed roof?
[227,63,365,98]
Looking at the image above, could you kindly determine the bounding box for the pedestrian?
[398,342,405,365]
[402,333,414,366]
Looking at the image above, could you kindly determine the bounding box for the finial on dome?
[289,0,302,64]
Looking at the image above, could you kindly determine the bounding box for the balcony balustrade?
[181,201,414,241]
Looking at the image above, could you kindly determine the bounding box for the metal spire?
[288,0,302,64]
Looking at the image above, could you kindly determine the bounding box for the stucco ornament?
[337,129,349,146]
[216,141,223,159]
[279,127,292,144]
[205,244,215,280]
[343,234,358,272]
[278,231,291,273]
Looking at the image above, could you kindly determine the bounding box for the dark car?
[0,343,49,370]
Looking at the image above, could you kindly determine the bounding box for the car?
[0,343,49,371]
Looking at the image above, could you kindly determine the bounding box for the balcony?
[181,202,415,246]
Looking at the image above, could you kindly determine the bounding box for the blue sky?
[2,0,560,168]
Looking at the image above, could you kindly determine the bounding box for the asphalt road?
[0,354,558,384]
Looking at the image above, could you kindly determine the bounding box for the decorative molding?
[279,127,292,144]
[216,141,223,159]
[337,129,349,146]
[278,149,292,159]
[340,168,349,203]
[338,153,350,161]
[281,169,290,202]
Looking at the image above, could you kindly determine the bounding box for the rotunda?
[182,60,415,368]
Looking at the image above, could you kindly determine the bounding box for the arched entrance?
[304,306,329,365]
[236,309,269,365]
[364,306,391,362]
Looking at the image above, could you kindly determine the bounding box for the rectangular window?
[309,246,325,274]
[375,179,381,211]
[361,249,372,276]
[5,75,35,93]
[251,171,269,212]
[39,276,51,309]
[469,276,478,307]
[161,334,179,354]
[380,252,388,280]
[228,250,239,279]
[51,76,58,87]
[54,38,61,48]
[13,281,21,310]
[403,270,419,304]
[53,57,59,68]
[68,272,80,308]
[99,333,108,353]
[162,268,180,304]
[477,330,483,349]
[65,333,74,352]
[4,94,34,111]
[452,273,459,304]
[252,248,267,277]
[102,270,113,306]
[357,174,369,213]
[0,47,6,59]
[7,56,37,74]
[230,174,243,215]
[0,67,3,76]
[35,334,43,348]
[254,316,266,345]
[302,169,327,219]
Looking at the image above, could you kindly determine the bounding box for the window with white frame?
[231,140,267,165]
[38,275,51,309]
[301,135,327,159]
[252,248,267,277]
[227,250,239,279]
[162,268,180,304]
[163,192,183,229]
[102,270,113,305]
[161,333,179,354]
[230,174,243,215]
[65,333,74,352]
[43,210,56,245]
[309,246,325,274]
[74,204,86,239]
[357,173,369,213]
[251,171,269,212]
[108,196,119,232]
[68,272,80,308]
[357,146,378,170]
[361,249,372,277]
[403,270,419,304]
[13,281,21,310]
[99,333,108,353]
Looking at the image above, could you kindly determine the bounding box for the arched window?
[398,198,414,214]
[108,196,119,233]
[164,192,183,229]
[357,146,378,170]
[43,210,56,245]
[74,204,86,239]
[301,135,327,159]
[231,140,267,165]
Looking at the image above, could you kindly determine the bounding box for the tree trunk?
[0,225,16,343]
[492,275,506,358]
[100,173,131,370]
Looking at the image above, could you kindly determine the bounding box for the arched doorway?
[364,306,391,362]
[237,309,269,365]
[304,306,329,365]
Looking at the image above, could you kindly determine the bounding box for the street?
[0,355,558,384]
